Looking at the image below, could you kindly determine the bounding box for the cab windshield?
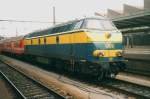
[82,19,117,30]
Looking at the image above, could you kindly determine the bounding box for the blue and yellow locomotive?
[24,17,126,80]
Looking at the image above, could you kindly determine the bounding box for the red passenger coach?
[0,42,3,54]
[12,39,25,55]
[2,36,25,55]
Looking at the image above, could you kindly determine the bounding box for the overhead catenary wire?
[0,19,63,23]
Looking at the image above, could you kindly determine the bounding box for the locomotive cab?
[80,18,124,61]
[79,18,126,79]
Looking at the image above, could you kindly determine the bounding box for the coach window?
[16,41,19,47]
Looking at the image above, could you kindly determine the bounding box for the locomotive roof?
[51,17,107,28]
[25,17,108,38]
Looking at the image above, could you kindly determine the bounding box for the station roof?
[105,0,150,29]
[112,10,150,29]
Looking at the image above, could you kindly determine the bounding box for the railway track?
[0,62,65,99]
[0,55,150,99]
[59,75,150,99]
[125,59,150,77]
[100,79,150,99]
[125,68,150,77]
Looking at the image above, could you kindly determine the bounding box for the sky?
[0,0,143,37]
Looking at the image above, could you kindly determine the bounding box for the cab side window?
[74,20,83,30]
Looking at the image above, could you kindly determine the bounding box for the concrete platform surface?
[0,55,122,99]
[116,72,150,87]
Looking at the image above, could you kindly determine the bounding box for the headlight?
[93,50,104,57]
[104,32,111,39]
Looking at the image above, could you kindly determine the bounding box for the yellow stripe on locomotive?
[46,36,56,44]
[24,31,122,45]
[24,30,123,59]
[39,37,45,44]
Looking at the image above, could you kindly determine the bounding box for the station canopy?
[112,11,150,29]
[106,0,150,30]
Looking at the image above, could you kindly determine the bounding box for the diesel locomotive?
[1,17,126,80]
